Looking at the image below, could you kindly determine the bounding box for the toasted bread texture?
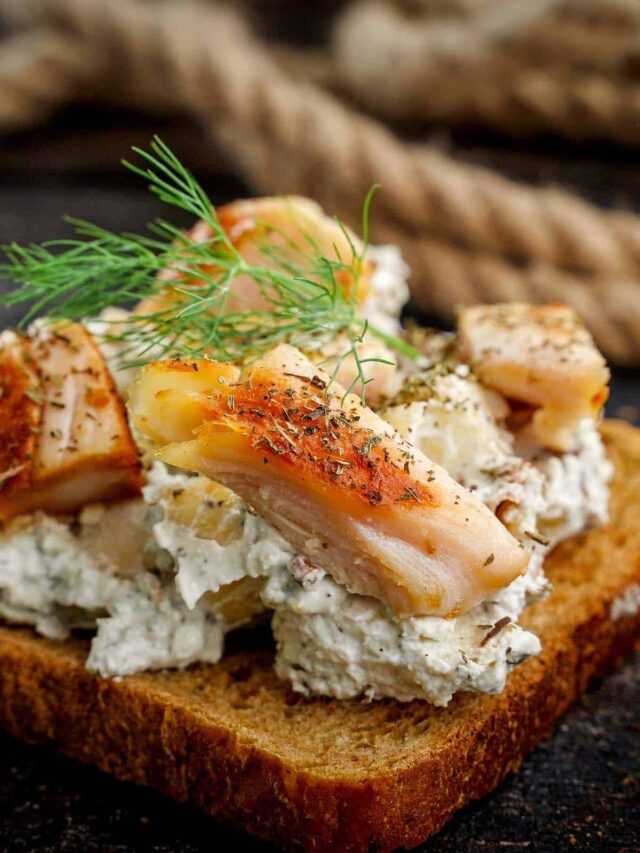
[0,420,639,853]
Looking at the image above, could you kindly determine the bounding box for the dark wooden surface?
[0,111,638,852]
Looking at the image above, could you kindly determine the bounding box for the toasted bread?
[0,420,639,853]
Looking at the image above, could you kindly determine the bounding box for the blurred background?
[0,1,638,850]
[0,1,639,418]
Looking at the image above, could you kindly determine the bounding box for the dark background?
[0,103,639,852]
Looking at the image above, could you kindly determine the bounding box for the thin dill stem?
[359,184,380,259]
[367,323,424,361]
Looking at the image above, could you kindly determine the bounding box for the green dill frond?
[0,137,420,400]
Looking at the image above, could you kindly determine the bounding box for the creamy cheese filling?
[0,462,293,677]
[142,462,294,616]
[263,566,540,705]
[86,308,141,396]
[0,374,612,699]
[360,243,410,336]
[0,511,223,677]
[611,585,640,621]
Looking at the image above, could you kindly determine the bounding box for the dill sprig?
[0,137,420,398]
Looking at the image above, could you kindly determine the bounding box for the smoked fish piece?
[457,303,610,451]
[135,197,398,404]
[0,323,142,521]
[129,345,528,619]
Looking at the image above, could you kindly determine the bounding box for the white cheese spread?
[361,243,410,336]
[0,462,293,677]
[263,565,540,705]
[143,463,293,612]
[0,512,223,677]
[610,584,640,621]
[87,308,142,395]
[531,418,613,543]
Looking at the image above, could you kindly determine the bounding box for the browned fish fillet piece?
[217,196,372,309]
[0,323,143,521]
[457,303,610,451]
[129,344,528,619]
[137,197,370,317]
[0,332,40,500]
[135,197,397,404]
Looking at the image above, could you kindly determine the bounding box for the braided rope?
[1,0,640,363]
[25,0,640,278]
[2,0,639,272]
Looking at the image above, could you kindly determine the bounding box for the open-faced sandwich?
[0,141,638,852]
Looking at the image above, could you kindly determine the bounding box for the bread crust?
[0,420,639,853]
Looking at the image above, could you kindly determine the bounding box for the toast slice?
[0,420,639,853]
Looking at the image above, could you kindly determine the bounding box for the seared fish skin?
[457,303,609,451]
[0,323,143,521]
[135,196,399,405]
[129,344,527,619]
[137,196,370,316]
[0,332,40,502]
